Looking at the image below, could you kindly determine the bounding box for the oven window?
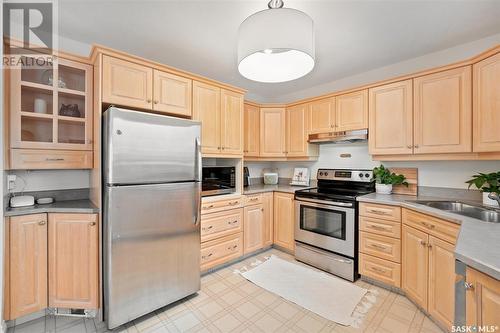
[300,205,346,240]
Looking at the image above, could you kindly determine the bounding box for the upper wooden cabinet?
[193,82,243,156]
[369,80,413,155]
[102,55,153,109]
[286,104,318,157]
[309,97,335,134]
[153,70,192,117]
[8,214,47,320]
[273,192,295,252]
[102,55,193,117]
[220,90,244,155]
[193,81,220,154]
[466,267,500,328]
[260,108,286,157]
[48,213,99,309]
[473,52,500,152]
[413,66,472,154]
[244,103,260,157]
[336,89,368,131]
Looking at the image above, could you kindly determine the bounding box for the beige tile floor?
[7,249,444,333]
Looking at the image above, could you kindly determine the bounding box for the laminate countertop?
[243,184,311,195]
[357,193,500,280]
[5,199,99,217]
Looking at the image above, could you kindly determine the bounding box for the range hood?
[308,129,368,144]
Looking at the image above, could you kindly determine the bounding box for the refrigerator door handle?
[194,184,201,225]
[195,137,202,182]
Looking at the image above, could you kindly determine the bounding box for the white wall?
[1,2,5,329]
[8,170,90,193]
[246,144,500,189]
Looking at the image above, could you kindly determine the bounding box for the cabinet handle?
[202,253,213,260]
[89,222,96,226]
[427,244,432,249]
[369,243,387,250]
[227,245,238,251]
[249,197,259,202]
[421,221,435,229]
[414,145,419,148]
[203,204,214,210]
[407,145,412,149]
[46,158,64,161]
[227,220,238,225]
[420,240,427,247]
[38,221,46,225]
[147,99,152,103]
[154,100,159,104]
[202,225,213,231]
[371,266,386,273]
[464,282,474,290]
[369,225,388,231]
[367,209,389,216]
[218,146,221,150]
[228,201,239,206]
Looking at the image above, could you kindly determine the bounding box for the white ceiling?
[57,0,500,102]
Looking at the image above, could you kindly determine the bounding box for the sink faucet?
[488,192,500,206]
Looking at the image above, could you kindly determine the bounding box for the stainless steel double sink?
[410,200,500,223]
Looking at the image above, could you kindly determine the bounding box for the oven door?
[295,198,355,257]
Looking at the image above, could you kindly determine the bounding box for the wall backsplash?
[8,170,91,193]
[245,144,500,190]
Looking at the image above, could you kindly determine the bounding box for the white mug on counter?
[34,98,47,114]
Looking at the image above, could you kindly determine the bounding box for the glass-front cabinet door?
[10,54,93,150]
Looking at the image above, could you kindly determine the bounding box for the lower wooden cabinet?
[200,232,243,271]
[262,192,274,247]
[48,214,99,309]
[243,204,264,254]
[273,192,295,252]
[466,267,500,328]
[5,213,98,320]
[402,225,429,309]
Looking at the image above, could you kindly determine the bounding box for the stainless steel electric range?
[294,168,375,281]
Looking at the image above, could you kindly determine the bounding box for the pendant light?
[237,0,315,83]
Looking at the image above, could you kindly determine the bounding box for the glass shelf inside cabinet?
[58,65,85,92]
[58,120,85,144]
[58,92,85,119]
[21,86,53,115]
[21,115,53,143]
[20,56,53,87]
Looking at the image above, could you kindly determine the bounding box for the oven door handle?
[295,197,354,208]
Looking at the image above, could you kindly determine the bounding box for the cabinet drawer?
[201,208,243,242]
[360,216,401,239]
[403,209,460,244]
[245,194,263,206]
[360,203,401,222]
[10,149,92,170]
[359,253,401,288]
[201,197,242,214]
[200,232,243,271]
[360,231,401,263]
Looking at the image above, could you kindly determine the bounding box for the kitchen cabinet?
[102,55,193,118]
[9,54,93,169]
[48,213,98,309]
[243,204,264,254]
[466,267,500,328]
[201,233,243,271]
[286,104,319,158]
[193,82,243,156]
[273,192,295,252]
[220,89,244,154]
[413,66,472,154]
[309,97,335,134]
[402,209,459,329]
[368,80,413,155]
[244,103,260,157]
[153,70,192,117]
[428,236,456,329]
[402,225,429,309]
[102,55,153,109]
[262,192,274,247]
[336,89,368,131]
[260,108,286,157]
[473,52,500,152]
[8,214,47,319]
[201,208,242,242]
[5,213,99,320]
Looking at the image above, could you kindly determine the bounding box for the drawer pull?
[38,221,46,225]
[202,253,213,260]
[371,266,386,274]
[369,243,387,251]
[89,222,96,226]
[420,240,427,247]
[227,220,238,225]
[228,201,239,206]
[464,282,474,290]
[421,222,435,229]
[203,204,214,210]
[46,158,64,161]
[202,225,213,231]
[367,209,389,216]
[227,245,238,251]
[369,225,388,231]
[249,197,259,202]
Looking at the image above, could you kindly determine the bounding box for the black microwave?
[202,166,236,196]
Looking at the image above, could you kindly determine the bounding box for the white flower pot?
[483,192,499,207]
[376,183,393,195]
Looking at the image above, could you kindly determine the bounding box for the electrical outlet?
[7,175,17,190]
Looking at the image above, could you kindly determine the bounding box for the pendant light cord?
[268,0,284,9]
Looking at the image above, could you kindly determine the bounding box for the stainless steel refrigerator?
[103,107,201,329]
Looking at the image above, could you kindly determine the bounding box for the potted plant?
[466,172,500,207]
[372,165,408,194]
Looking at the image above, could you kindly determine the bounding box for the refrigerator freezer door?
[103,107,201,185]
[104,182,201,329]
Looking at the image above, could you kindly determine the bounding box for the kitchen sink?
[411,200,500,223]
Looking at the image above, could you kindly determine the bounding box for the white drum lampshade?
[237,1,315,83]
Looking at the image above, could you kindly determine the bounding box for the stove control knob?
[319,172,324,176]
[359,173,364,178]
[324,172,329,176]
[365,173,371,178]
